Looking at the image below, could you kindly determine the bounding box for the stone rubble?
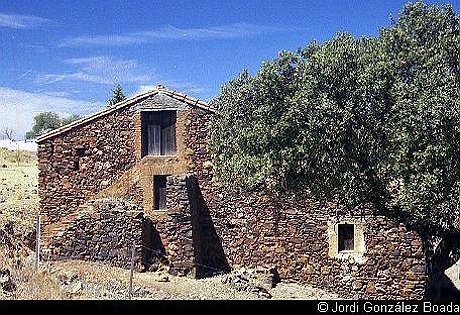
[0,268,16,293]
[222,267,279,298]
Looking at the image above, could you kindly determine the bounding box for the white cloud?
[0,13,50,29]
[65,56,138,72]
[0,86,103,138]
[60,23,291,47]
[41,91,74,98]
[36,56,153,85]
[137,85,159,94]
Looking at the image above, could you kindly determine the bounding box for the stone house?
[37,85,426,299]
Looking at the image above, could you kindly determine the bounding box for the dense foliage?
[209,1,460,286]
[25,112,80,139]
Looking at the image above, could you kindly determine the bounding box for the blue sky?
[0,0,458,138]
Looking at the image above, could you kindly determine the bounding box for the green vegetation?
[25,112,80,140]
[209,1,460,293]
[107,83,127,106]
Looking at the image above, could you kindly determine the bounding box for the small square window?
[153,175,168,210]
[338,223,355,252]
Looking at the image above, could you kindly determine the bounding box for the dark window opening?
[154,175,168,210]
[142,111,176,156]
[226,223,237,229]
[74,148,86,171]
[338,223,355,251]
[141,217,166,270]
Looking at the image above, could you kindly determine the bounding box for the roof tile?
[36,86,215,143]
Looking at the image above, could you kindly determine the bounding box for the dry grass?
[0,147,36,166]
[0,150,62,300]
[0,150,38,238]
[0,248,66,300]
[50,260,339,300]
[14,270,66,300]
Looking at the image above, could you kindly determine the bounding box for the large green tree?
[380,2,460,294]
[26,112,80,139]
[209,1,460,296]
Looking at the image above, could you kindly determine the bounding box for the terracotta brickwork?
[37,88,427,299]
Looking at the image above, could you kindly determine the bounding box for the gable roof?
[36,85,215,143]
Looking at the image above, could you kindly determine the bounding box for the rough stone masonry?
[44,198,144,269]
[37,86,427,299]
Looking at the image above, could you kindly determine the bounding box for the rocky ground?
[3,260,339,300]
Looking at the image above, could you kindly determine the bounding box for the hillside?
[0,148,39,240]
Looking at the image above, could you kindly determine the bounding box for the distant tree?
[3,127,20,166]
[3,127,16,142]
[60,114,81,126]
[26,112,61,140]
[25,112,80,139]
[107,83,126,106]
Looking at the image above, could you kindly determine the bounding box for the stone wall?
[45,198,145,269]
[37,93,199,226]
[184,106,427,299]
[151,174,196,277]
[186,175,231,278]
[37,106,138,225]
[209,195,425,299]
[37,94,213,276]
[148,173,230,278]
[38,93,427,299]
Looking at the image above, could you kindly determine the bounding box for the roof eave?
[36,86,215,143]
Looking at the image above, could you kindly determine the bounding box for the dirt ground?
[38,260,340,300]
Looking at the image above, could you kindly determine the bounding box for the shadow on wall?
[186,175,231,278]
[427,272,460,300]
[141,217,167,271]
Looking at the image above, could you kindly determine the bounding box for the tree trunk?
[421,232,460,299]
